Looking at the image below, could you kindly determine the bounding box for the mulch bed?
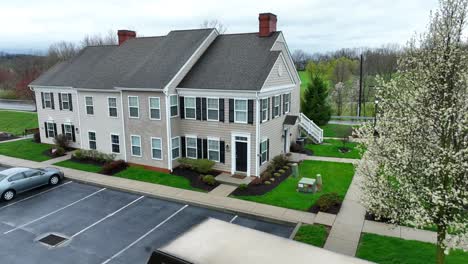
[70,156,106,167]
[0,133,18,142]
[231,167,292,196]
[309,202,342,214]
[172,167,221,192]
[42,149,67,158]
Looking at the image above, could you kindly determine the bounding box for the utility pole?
[357,53,363,117]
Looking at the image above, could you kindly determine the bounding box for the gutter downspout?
[255,91,260,177]
[165,91,172,171]
[120,90,128,161]
[75,89,83,149]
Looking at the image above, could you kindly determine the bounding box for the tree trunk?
[436,244,445,264]
[436,226,446,264]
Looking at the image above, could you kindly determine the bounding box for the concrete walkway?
[41,151,74,165]
[209,184,238,197]
[289,152,358,164]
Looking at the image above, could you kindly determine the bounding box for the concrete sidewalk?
[289,152,359,164]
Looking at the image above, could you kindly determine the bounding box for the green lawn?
[294,224,329,247]
[234,160,355,211]
[306,139,362,159]
[357,233,468,264]
[115,165,203,192]
[320,123,355,138]
[54,159,103,173]
[0,110,38,135]
[0,139,52,161]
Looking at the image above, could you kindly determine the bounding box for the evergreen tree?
[301,72,331,125]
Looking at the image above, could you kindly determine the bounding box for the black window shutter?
[219,99,224,122]
[53,123,57,137]
[268,97,271,120]
[69,94,73,111]
[220,141,225,163]
[279,96,282,116]
[259,142,262,166]
[196,97,202,120]
[283,94,287,114]
[229,99,234,123]
[197,138,203,158]
[51,93,55,109]
[181,136,186,157]
[58,94,62,110]
[248,100,254,124]
[203,139,208,159]
[44,122,48,138]
[179,97,185,118]
[259,99,263,124]
[267,139,270,161]
[41,92,45,109]
[61,124,65,135]
[71,125,76,142]
[202,98,207,121]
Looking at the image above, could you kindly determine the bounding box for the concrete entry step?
[215,173,253,186]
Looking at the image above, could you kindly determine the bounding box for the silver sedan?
[0,167,64,201]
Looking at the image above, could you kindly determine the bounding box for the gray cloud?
[1,0,438,54]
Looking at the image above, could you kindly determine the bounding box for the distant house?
[30,13,322,177]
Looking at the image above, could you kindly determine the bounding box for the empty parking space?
[0,179,295,264]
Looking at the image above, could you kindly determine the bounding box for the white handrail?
[299,113,323,143]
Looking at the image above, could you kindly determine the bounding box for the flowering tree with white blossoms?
[356,0,468,263]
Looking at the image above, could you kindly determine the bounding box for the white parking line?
[229,215,238,223]
[101,204,189,264]
[0,181,73,210]
[3,188,106,235]
[71,196,145,239]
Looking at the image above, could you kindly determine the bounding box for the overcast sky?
[1,0,439,54]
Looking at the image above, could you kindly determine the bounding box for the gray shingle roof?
[31,29,281,91]
[178,32,281,90]
[31,29,214,89]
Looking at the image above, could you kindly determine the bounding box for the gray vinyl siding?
[34,88,81,148]
[77,91,125,160]
[263,54,295,88]
[174,99,257,176]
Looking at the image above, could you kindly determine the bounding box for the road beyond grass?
[294,224,329,248]
[0,110,38,135]
[234,160,355,211]
[0,139,52,161]
[356,233,468,264]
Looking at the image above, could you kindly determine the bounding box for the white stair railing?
[299,113,323,143]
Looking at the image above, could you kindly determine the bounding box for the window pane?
[150,109,160,119]
[187,148,197,158]
[130,107,139,117]
[112,144,120,153]
[150,98,160,108]
[109,108,117,117]
[235,100,246,110]
[108,98,117,107]
[261,152,267,162]
[87,106,94,115]
[172,138,179,148]
[208,110,218,120]
[129,97,138,107]
[88,132,96,141]
[185,97,195,108]
[111,135,119,144]
[152,149,162,159]
[152,138,161,149]
[186,137,196,147]
[186,108,195,118]
[89,141,96,150]
[235,111,247,122]
[172,148,179,158]
[132,146,141,156]
[171,106,178,116]
[208,140,219,150]
[85,97,93,105]
[208,151,219,161]
[170,95,177,105]
[131,136,140,146]
[207,98,218,108]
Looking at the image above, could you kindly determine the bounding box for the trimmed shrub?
[273,172,281,177]
[278,169,285,174]
[264,180,271,185]
[54,134,70,149]
[260,171,272,181]
[73,149,115,164]
[283,165,290,170]
[33,132,41,143]
[52,147,65,156]
[178,158,215,174]
[202,175,216,186]
[316,193,341,211]
[238,184,248,190]
[272,154,289,170]
[270,178,275,182]
[251,177,263,185]
[100,160,128,175]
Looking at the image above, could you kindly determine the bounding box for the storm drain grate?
[38,234,68,247]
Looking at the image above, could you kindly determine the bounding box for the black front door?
[235,141,248,172]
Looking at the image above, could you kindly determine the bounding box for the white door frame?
[231,132,251,177]
[284,127,290,153]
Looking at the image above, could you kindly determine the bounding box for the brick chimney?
[259,13,277,37]
[117,30,136,45]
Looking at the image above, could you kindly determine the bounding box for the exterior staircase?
[299,113,323,144]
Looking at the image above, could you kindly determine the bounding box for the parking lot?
[0,166,295,264]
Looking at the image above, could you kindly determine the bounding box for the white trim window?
[261,98,268,122]
[61,93,70,110]
[149,97,161,120]
[85,96,94,115]
[46,122,55,138]
[207,98,219,121]
[131,135,142,157]
[108,97,118,117]
[273,95,280,118]
[260,138,268,164]
[170,95,178,117]
[234,99,248,123]
[111,134,120,154]
[283,93,290,113]
[64,124,73,141]
[44,92,53,108]
[208,138,220,162]
[171,137,180,159]
[88,131,97,150]
[151,137,162,160]
[128,96,139,118]
[186,136,197,159]
[184,97,196,119]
